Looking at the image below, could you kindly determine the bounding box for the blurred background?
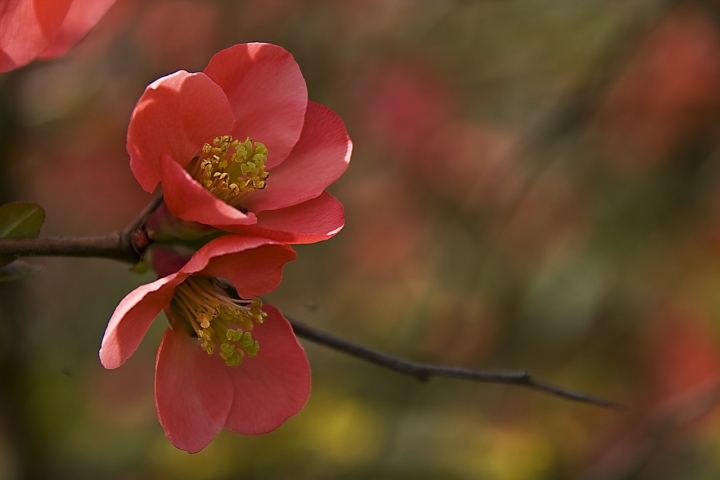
[3,0,720,478]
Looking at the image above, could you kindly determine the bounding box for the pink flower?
[0,0,116,72]
[99,235,310,453]
[127,43,352,244]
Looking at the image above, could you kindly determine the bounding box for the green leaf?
[0,260,43,282]
[0,202,46,267]
[0,202,45,239]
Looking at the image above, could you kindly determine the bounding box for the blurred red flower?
[135,0,219,71]
[358,63,455,156]
[594,10,720,168]
[357,64,523,210]
[99,235,310,453]
[644,309,720,407]
[0,0,115,72]
[128,43,352,244]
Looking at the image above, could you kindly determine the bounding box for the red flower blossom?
[99,235,310,453]
[127,43,352,244]
[0,0,116,72]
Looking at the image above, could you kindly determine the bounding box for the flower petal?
[203,43,308,168]
[160,153,256,226]
[155,328,232,453]
[0,0,72,72]
[201,244,296,299]
[220,192,344,244]
[147,244,193,279]
[179,234,287,275]
[168,234,295,297]
[244,101,352,213]
[38,0,116,59]
[223,305,310,435]
[128,71,235,192]
[100,273,185,369]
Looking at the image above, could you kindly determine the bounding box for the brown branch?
[0,194,624,410]
[0,194,164,265]
[0,235,135,263]
[288,317,626,410]
[122,193,163,239]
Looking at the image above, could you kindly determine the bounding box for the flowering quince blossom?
[0,0,116,72]
[127,43,352,244]
[99,235,310,453]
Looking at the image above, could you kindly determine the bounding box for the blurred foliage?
[3,0,720,478]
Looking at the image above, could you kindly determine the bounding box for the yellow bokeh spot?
[296,389,383,464]
[434,417,554,480]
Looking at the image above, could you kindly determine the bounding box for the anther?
[168,276,268,367]
[189,135,269,209]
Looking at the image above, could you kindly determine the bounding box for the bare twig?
[0,235,134,263]
[0,194,165,265]
[122,193,163,239]
[0,193,623,409]
[288,317,626,410]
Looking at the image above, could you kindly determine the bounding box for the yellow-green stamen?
[168,276,267,366]
[190,135,269,208]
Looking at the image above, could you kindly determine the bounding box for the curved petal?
[203,43,308,168]
[179,234,284,275]
[160,154,256,226]
[201,244,296,298]
[128,71,234,192]
[244,101,352,213]
[100,273,186,369]
[144,202,218,243]
[0,0,72,72]
[39,0,116,59]
[146,244,193,279]
[220,192,344,244]
[155,328,232,453]
[223,305,311,435]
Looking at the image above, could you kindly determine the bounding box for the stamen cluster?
[169,276,267,366]
[190,135,269,208]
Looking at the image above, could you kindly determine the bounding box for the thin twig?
[122,193,163,238]
[0,231,625,408]
[0,193,624,409]
[288,317,626,410]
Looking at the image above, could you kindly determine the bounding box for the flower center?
[168,276,267,366]
[189,135,270,209]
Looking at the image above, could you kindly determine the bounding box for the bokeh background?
[3,0,720,478]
